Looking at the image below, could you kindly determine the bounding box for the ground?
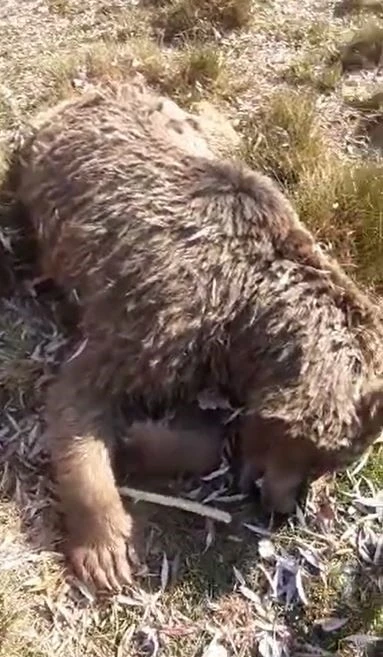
[0,1,382,656]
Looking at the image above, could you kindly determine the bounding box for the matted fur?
[14,81,383,588]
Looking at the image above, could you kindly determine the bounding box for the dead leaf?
[202,637,228,657]
[316,617,349,632]
[258,538,275,560]
[344,634,380,647]
[160,552,169,592]
[117,625,135,657]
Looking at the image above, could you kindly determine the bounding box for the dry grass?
[341,23,383,70]
[241,88,383,290]
[346,88,383,111]
[0,0,383,656]
[169,44,247,105]
[152,0,253,43]
[240,89,326,186]
[346,89,383,156]
[295,161,383,289]
[0,38,240,124]
[358,112,383,153]
[31,40,171,106]
[280,20,345,92]
[285,20,336,47]
[282,55,342,92]
[335,0,383,18]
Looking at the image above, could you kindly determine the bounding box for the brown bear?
[13,81,383,591]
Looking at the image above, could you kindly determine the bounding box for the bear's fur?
[14,81,383,589]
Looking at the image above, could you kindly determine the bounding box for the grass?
[0,0,383,656]
[325,449,383,648]
[281,22,344,91]
[240,89,326,187]
[0,503,59,657]
[289,446,383,656]
[346,88,383,111]
[282,54,342,92]
[345,89,383,154]
[46,0,72,15]
[34,40,170,104]
[345,89,383,157]
[169,44,245,105]
[0,39,240,124]
[335,0,383,18]
[241,88,383,289]
[152,0,253,43]
[304,557,382,652]
[294,160,383,289]
[359,112,383,152]
[174,46,224,88]
[341,23,383,70]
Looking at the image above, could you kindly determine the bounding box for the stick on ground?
[119,486,232,524]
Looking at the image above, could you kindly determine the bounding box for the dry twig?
[119,486,232,524]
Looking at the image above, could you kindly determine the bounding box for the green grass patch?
[175,45,223,87]
[303,557,382,654]
[169,44,242,105]
[294,161,383,290]
[347,444,383,491]
[240,89,326,187]
[14,40,165,116]
[240,89,383,290]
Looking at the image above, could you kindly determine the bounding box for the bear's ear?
[357,378,383,446]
